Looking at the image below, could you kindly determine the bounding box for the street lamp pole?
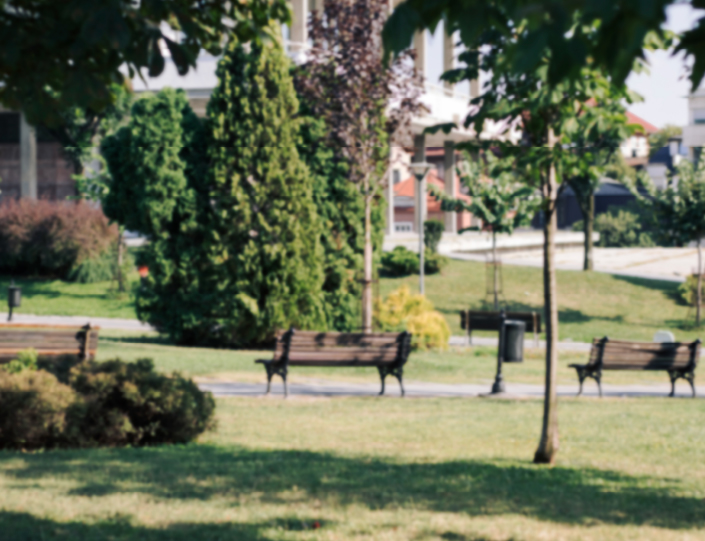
[409,161,433,296]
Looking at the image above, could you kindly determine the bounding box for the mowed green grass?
[0,396,704,540]
[98,330,676,387]
[381,259,697,343]
[0,276,138,319]
[3,257,696,344]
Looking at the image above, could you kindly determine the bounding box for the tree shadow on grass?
[0,511,331,541]
[1,445,703,531]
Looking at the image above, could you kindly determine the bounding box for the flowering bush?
[375,285,450,350]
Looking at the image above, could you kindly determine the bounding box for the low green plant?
[0,369,75,450]
[381,246,448,277]
[678,275,702,306]
[424,249,449,275]
[0,356,215,449]
[375,285,450,350]
[594,208,655,247]
[3,348,38,374]
[66,358,216,446]
[423,219,444,253]
[381,246,419,277]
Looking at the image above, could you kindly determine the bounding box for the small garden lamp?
[7,280,21,322]
[409,161,433,295]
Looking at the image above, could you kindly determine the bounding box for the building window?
[694,109,705,124]
[393,170,401,184]
[395,222,413,233]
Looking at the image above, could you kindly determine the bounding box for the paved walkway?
[0,313,156,332]
[450,246,696,283]
[199,377,701,399]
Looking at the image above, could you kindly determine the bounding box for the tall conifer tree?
[207,32,326,344]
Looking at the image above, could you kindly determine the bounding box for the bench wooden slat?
[0,325,99,360]
[258,328,411,397]
[573,337,699,398]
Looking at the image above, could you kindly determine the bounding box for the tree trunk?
[117,229,125,293]
[361,179,373,333]
[492,230,499,310]
[698,237,702,327]
[534,129,560,465]
[583,195,594,271]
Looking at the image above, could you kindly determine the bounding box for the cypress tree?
[102,89,215,345]
[207,33,326,344]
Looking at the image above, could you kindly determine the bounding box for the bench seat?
[256,328,411,397]
[0,324,99,362]
[570,337,700,397]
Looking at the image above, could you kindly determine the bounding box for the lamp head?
[409,161,433,181]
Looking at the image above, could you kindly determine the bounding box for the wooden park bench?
[570,337,701,398]
[256,328,412,397]
[460,310,542,347]
[0,324,99,362]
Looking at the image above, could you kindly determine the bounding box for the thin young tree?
[429,151,538,309]
[296,0,424,332]
[408,17,629,463]
[564,90,637,271]
[642,158,705,325]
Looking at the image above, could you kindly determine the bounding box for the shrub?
[678,275,704,306]
[424,219,445,253]
[424,250,449,275]
[595,208,655,248]
[0,369,75,450]
[68,241,135,285]
[3,348,38,374]
[66,358,216,446]
[0,199,117,279]
[381,246,419,276]
[381,246,448,277]
[375,285,450,350]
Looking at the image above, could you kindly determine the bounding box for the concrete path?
[199,378,701,399]
[0,313,156,332]
[449,246,695,283]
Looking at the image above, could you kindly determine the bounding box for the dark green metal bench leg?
[668,370,678,397]
[686,371,696,398]
[393,367,404,397]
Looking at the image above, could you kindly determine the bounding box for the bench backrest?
[461,310,542,333]
[272,329,411,367]
[588,337,700,371]
[0,324,99,362]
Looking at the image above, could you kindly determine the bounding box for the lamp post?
[409,161,433,295]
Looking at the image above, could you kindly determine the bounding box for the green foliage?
[424,220,444,253]
[375,285,450,350]
[381,246,419,277]
[604,153,639,185]
[68,242,134,285]
[384,1,684,90]
[430,151,538,236]
[0,369,75,450]
[678,275,702,307]
[0,357,215,450]
[295,93,385,331]
[424,250,449,275]
[0,0,290,127]
[649,125,683,158]
[205,36,326,344]
[66,358,215,447]
[3,348,39,375]
[381,246,449,277]
[595,208,655,248]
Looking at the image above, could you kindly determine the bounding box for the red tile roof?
[394,169,471,212]
[625,111,659,134]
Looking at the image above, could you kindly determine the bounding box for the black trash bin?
[502,319,525,363]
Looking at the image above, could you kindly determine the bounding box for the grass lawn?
[0,276,138,320]
[381,259,699,343]
[4,258,699,344]
[0,396,703,540]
